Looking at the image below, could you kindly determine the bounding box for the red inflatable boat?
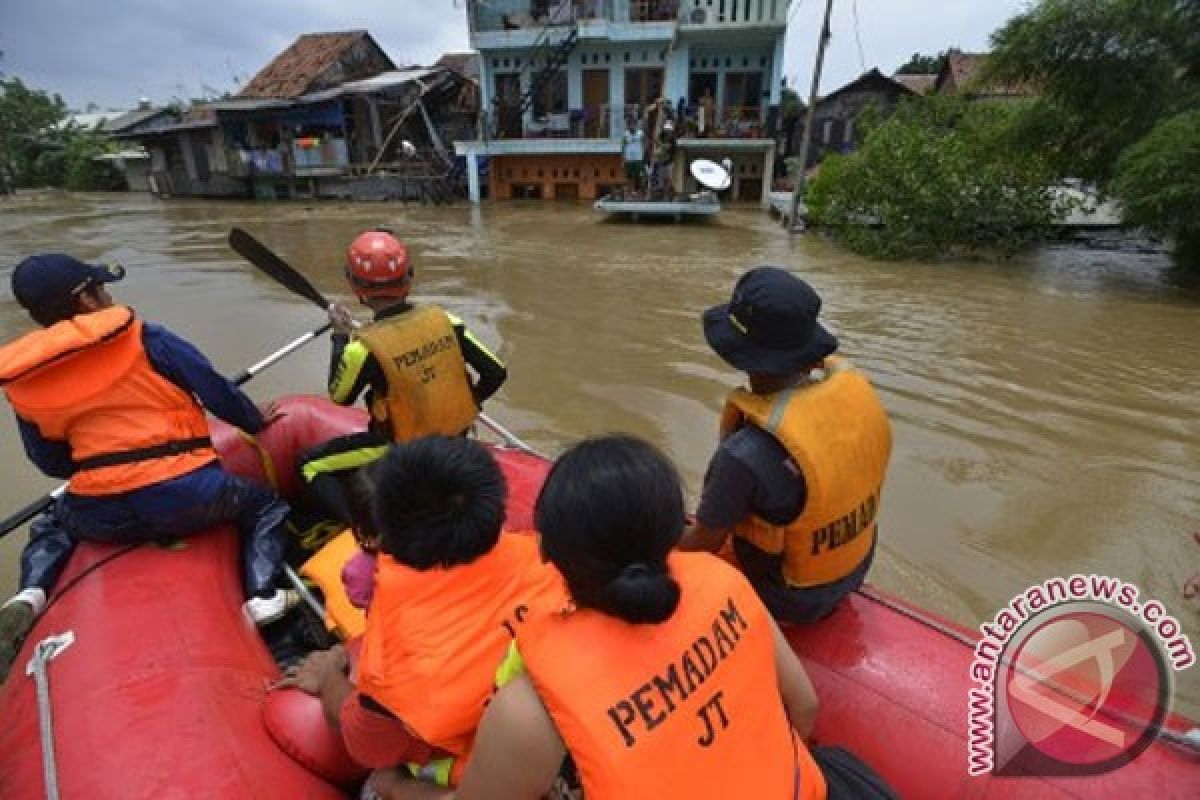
[0,396,1195,798]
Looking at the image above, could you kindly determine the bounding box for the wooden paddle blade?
[228,227,330,310]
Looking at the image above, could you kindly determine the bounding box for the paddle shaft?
[0,321,332,538]
[227,228,537,454]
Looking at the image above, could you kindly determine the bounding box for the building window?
[725,72,764,115]
[624,52,630,62]
[533,71,569,117]
[625,68,664,110]
[821,119,833,144]
[743,57,749,67]
[760,56,768,67]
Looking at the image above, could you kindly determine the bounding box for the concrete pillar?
[467,150,481,204]
[665,43,689,107]
[567,62,583,111]
[770,36,785,104]
[761,143,775,209]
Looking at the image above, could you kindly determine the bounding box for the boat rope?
[41,543,142,619]
[25,631,74,800]
[854,586,1200,754]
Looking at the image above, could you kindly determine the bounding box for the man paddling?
[680,267,893,624]
[0,254,295,679]
[298,229,506,527]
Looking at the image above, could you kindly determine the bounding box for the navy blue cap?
[11,254,125,312]
[702,267,838,376]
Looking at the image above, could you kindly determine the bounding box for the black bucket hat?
[702,267,838,375]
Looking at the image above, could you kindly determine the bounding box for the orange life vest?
[516,552,826,800]
[353,305,478,440]
[356,532,564,784]
[0,306,217,496]
[719,358,892,588]
[300,529,368,640]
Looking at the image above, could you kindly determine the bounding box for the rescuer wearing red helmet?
[297,229,507,527]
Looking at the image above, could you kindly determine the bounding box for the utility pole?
[789,0,835,233]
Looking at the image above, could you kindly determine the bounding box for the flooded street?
[2,192,1197,716]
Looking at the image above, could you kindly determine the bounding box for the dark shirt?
[17,321,264,479]
[327,302,507,412]
[695,424,807,530]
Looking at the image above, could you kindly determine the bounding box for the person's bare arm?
[455,674,566,800]
[677,522,731,552]
[771,619,819,740]
[374,674,565,800]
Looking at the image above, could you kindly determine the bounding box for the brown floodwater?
[2,191,1197,717]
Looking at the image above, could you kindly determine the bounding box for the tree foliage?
[806,97,1067,260]
[987,0,1198,184]
[986,0,1199,268]
[0,76,124,190]
[895,52,948,76]
[1111,110,1200,267]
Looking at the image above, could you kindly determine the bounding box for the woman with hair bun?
[376,434,829,800]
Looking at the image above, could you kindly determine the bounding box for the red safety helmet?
[344,230,413,300]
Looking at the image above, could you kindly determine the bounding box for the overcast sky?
[0,0,1030,110]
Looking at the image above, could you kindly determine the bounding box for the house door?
[493,73,522,138]
[624,67,664,126]
[582,69,610,137]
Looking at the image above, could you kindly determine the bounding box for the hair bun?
[601,561,680,624]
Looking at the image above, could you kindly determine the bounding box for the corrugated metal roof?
[300,68,437,103]
[239,30,394,98]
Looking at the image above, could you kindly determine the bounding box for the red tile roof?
[239,31,393,98]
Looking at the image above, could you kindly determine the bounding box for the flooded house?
[786,68,919,168]
[116,31,479,201]
[454,0,791,207]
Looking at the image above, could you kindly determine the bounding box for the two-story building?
[455,0,791,206]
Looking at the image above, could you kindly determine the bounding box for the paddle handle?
[0,488,64,540]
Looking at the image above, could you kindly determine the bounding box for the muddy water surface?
[1,192,1197,716]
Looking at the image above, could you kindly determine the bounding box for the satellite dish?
[691,159,731,191]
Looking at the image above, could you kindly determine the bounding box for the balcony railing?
[677,0,790,28]
[476,102,769,141]
[470,0,787,33]
[480,104,646,140]
[472,1,612,34]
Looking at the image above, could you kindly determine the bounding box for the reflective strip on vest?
[0,307,216,496]
[517,552,823,800]
[719,358,892,588]
[356,533,564,785]
[353,305,477,440]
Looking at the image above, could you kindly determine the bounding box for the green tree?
[1111,110,1200,267]
[806,96,1067,259]
[987,0,1197,184]
[895,51,948,76]
[0,77,69,186]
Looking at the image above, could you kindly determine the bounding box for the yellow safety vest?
[719,358,892,588]
[354,305,477,440]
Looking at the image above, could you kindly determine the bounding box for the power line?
[851,0,867,72]
[789,0,808,25]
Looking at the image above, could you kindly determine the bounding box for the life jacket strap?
[74,436,214,471]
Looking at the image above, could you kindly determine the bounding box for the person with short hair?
[375,435,826,800]
[298,229,507,530]
[279,436,559,789]
[0,253,294,679]
[681,267,893,624]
